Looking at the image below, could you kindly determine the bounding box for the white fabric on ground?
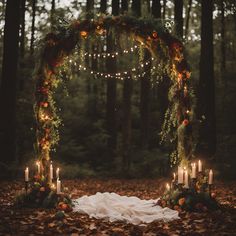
[73,192,179,225]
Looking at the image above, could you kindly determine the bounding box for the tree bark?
[174,0,183,38]
[122,76,133,170]
[162,0,166,19]
[100,0,107,13]
[132,0,141,17]
[51,0,55,27]
[199,0,216,157]
[20,0,26,57]
[121,0,128,13]
[152,0,161,18]
[112,0,119,16]
[140,50,151,148]
[30,0,36,55]
[220,0,226,84]
[106,0,119,158]
[185,0,192,39]
[0,0,21,164]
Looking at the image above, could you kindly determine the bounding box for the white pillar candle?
[56,168,60,179]
[191,163,196,178]
[166,183,170,191]
[184,170,189,188]
[173,172,176,181]
[198,160,202,172]
[209,169,213,185]
[25,167,29,182]
[50,162,53,181]
[36,161,40,174]
[178,167,184,184]
[56,179,61,194]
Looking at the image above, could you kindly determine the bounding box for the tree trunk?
[20,0,26,57]
[220,0,226,85]
[140,50,151,148]
[100,0,107,13]
[174,0,183,38]
[199,0,216,157]
[152,0,161,18]
[185,0,192,39]
[132,0,141,17]
[51,0,55,27]
[106,0,119,158]
[0,0,21,164]
[30,0,36,55]
[121,0,128,13]
[122,76,133,170]
[162,0,166,19]
[112,0,119,16]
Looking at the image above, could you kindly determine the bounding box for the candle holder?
[25,181,29,193]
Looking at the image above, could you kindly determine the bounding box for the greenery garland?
[33,15,194,183]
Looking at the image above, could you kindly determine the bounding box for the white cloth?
[73,192,179,225]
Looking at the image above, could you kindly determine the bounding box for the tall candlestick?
[191,163,196,178]
[198,160,202,172]
[184,170,189,188]
[25,167,29,182]
[57,179,61,194]
[178,167,184,184]
[50,162,53,181]
[36,161,40,174]
[209,169,213,185]
[56,168,60,179]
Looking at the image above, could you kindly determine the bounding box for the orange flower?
[80,31,88,38]
[178,197,185,206]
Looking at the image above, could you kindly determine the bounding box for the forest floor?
[0,179,236,236]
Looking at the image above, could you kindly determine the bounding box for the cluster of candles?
[24,161,62,194]
[166,160,214,190]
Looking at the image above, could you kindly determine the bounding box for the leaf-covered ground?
[0,179,236,236]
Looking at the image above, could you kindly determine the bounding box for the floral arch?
[34,16,194,183]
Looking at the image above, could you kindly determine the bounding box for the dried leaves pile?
[0,179,235,236]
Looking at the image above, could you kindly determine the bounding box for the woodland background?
[0,0,235,179]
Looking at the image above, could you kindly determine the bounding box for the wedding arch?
[33,15,194,183]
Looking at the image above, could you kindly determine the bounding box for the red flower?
[183,119,189,126]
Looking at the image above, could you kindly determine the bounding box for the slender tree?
[30,0,36,55]
[106,0,119,157]
[51,0,55,26]
[199,0,216,157]
[152,0,161,18]
[185,0,192,39]
[162,0,167,19]
[174,0,183,38]
[132,0,141,17]
[220,0,226,85]
[140,50,151,148]
[121,0,128,13]
[100,0,107,13]
[0,0,21,164]
[20,0,26,57]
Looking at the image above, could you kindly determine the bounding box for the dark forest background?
[0,0,235,179]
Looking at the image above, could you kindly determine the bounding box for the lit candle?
[25,167,29,182]
[51,183,56,191]
[198,160,202,172]
[209,169,213,185]
[56,168,60,179]
[50,162,53,181]
[184,170,189,188]
[36,161,40,174]
[56,179,61,194]
[173,172,176,182]
[191,163,196,178]
[166,183,170,191]
[178,166,184,184]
